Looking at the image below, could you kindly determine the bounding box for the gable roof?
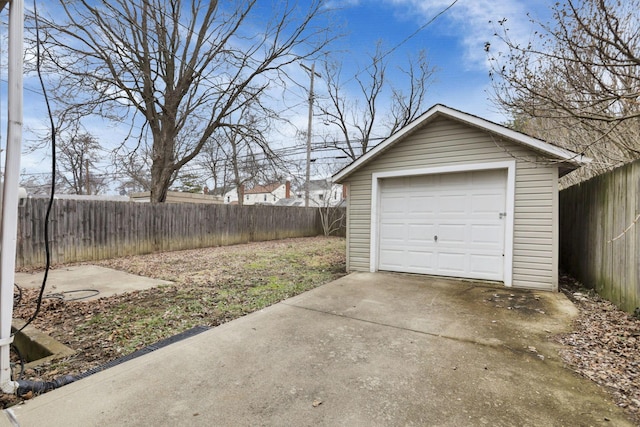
[274,198,304,207]
[333,104,591,182]
[245,182,283,195]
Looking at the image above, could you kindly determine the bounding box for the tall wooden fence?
[559,160,640,313]
[16,198,344,268]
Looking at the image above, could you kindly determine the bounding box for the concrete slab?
[14,266,173,301]
[2,272,633,426]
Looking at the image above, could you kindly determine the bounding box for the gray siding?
[343,117,558,291]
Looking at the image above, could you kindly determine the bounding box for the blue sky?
[4,0,555,188]
[330,0,551,122]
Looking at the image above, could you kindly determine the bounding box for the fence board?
[560,160,640,313]
[16,199,345,269]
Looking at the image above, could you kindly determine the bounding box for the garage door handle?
[434,235,438,242]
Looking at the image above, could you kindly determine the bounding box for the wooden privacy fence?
[559,159,640,313]
[16,198,344,268]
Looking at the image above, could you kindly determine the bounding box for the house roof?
[333,104,591,182]
[31,194,131,202]
[274,198,304,207]
[245,182,283,194]
[210,186,234,196]
[308,179,334,192]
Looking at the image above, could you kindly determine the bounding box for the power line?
[342,0,459,87]
[19,1,431,188]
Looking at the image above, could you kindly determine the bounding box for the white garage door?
[378,169,507,281]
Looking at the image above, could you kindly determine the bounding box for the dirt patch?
[484,291,549,316]
[3,236,346,408]
[556,274,640,425]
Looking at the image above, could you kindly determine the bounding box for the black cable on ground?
[44,289,100,302]
[15,0,57,333]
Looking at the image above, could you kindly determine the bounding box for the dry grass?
[9,237,346,392]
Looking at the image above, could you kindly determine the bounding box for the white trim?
[345,183,351,271]
[551,167,559,291]
[369,161,516,286]
[334,104,590,183]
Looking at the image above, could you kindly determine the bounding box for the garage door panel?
[378,169,506,281]
[437,252,467,273]
[439,195,468,214]
[470,224,503,246]
[379,223,406,240]
[408,196,436,213]
[471,170,503,186]
[437,224,466,243]
[438,173,468,188]
[407,251,435,269]
[470,255,504,279]
[408,174,437,188]
[471,194,504,214]
[382,178,409,191]
[378,249,405,269]
[407,224,436,242]
[381,196,406,214]
[380,250,436,272]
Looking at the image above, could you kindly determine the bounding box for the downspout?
[0,0,24,394]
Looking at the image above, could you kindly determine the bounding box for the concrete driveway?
[3,272,632,426]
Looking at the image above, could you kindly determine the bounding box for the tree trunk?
[150,131,176,203]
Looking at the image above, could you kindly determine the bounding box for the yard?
[9,236,346,391]
[4,236,640,424]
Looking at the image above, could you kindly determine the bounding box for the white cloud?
[385,0,547,70]
[323,0,361,9]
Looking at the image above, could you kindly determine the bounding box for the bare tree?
[114,148,153,194]
[35,0,335,202]
[20,173,51,196]
[198,102,285,205]
[319,44,436,160]
[197,138,233,195]
[318,199,345,236]
[27,108,107,195]
[56,131,106,195]
[489,0,640,183]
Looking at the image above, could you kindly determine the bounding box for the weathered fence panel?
[16,199,344,268]
[559,160,640,313]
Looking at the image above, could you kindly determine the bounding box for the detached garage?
[333,104,589,291]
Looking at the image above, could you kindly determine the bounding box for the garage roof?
[333,104,591,182]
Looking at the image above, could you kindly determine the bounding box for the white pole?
[0,0,24,394]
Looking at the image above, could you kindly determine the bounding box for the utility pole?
[300,63,321,208]
[85,158,91,195]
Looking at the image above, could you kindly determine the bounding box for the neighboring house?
[130,191,223,204]
[295,179,344,207]
[29,193,130,202]
[243,181,291,205]
[209,186,243,204]
[333,104,590,292]
[215,186,241,205]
